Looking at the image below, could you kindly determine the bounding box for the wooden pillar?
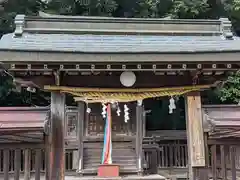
[50,92,65,180]
[77,101,85,175]
[136,103,143,175]
[185,91,205,180]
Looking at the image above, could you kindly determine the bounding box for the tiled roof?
[203,105,240,139]
[0,107,48,143]
[204,105,240,122]
[0,107,48,133]
[1,33,240,53]
[0,15,238,54]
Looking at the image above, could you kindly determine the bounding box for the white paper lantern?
[120,71,136,87]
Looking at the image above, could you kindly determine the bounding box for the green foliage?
[0,74,14,101]
[0,0,45,34]
[170,0,209,18]
[219,71,240,104]
[0,72,51,106]
[46,0,118,16]
[133,0,161,18]
[201,89,223,105]
[228,0,240,31]
[1,0,240,106]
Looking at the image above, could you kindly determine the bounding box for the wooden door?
[85,103,135,137]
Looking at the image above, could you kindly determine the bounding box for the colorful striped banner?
[101,104,112,164]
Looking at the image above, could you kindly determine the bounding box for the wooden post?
[77,101,85,175]
[136,103,143,175]
[220,145,227,180]
[211,145,217,180]
[45,135,50,180]
[14,149,21,180]
[185,91,205,180]
[230,146,237,180]
[142,108,146,138]
[35,149,42,180]
[3,149,9,180]
[50,92,65,180]
[24,149,30,180]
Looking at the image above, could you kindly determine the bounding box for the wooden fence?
[0,144,77,180]
[2,142,188,179]
[194,141,240,180]
[143,140,188,175]
[2,140,240,179]
[144,139,240,179]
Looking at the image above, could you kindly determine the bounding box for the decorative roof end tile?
[219,17,233,40]
[14,14,25,37]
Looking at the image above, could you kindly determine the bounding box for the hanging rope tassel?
[101,104,112,164]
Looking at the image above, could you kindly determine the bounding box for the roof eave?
[0,127,44,134]
[0,49,240,54]
[1,50,240,63]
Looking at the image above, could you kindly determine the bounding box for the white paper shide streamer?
[98,101,133,123]
[101,103,107,118]
[168,97,176,114]
[116,106,121,116]
[124,104,130,123]
[86,103,91,113]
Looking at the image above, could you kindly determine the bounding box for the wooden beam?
[0,143,43,149]
[50,92,65,180]
[61,73,198,88]
[208,139,240,145]
[185,91,205,180]
[77,101,85,176]
[7,62,240,72]
[136,104,143,175]
[13,70,221,89]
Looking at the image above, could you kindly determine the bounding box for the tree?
[170,0,210,19]
[0,0,49,106]
[46,0,118,16]
[0,0,46,35]
[227,0,240,33]
[0,0,240,106]
[218,71,240,104]
[45,0,212,18]
[43,0,240,105]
